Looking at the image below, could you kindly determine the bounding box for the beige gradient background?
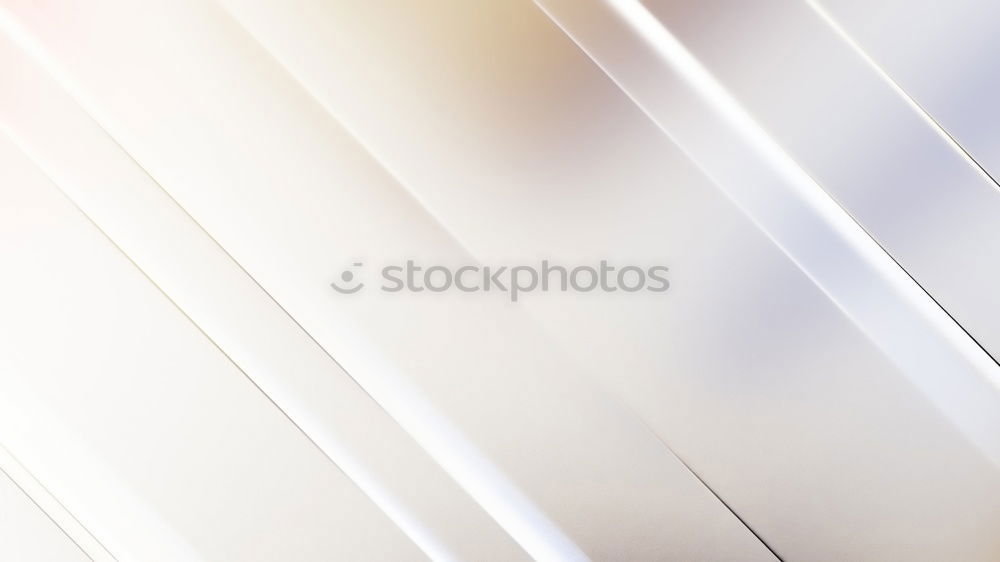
[1,0,999,560]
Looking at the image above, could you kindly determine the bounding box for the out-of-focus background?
[1,1,1000,560]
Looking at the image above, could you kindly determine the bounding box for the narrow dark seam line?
[606,398,784,561]
[215,15,769,560]
[16,7,840,562]
[0,450,109,561]
[530,6,794,558]
[808,0,1000,195]
[909,96,1000,193]
[515,301,786,558]
[671,453,782,561]
[575,360,786,560]
[215,7,756,515]
[677,459,783,562]
[804,7,1000,368]
[533,7,1000,562]
[793,163,1000,371]
[0,464,94,561]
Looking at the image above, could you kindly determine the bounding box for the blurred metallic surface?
[0,0,999,560]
